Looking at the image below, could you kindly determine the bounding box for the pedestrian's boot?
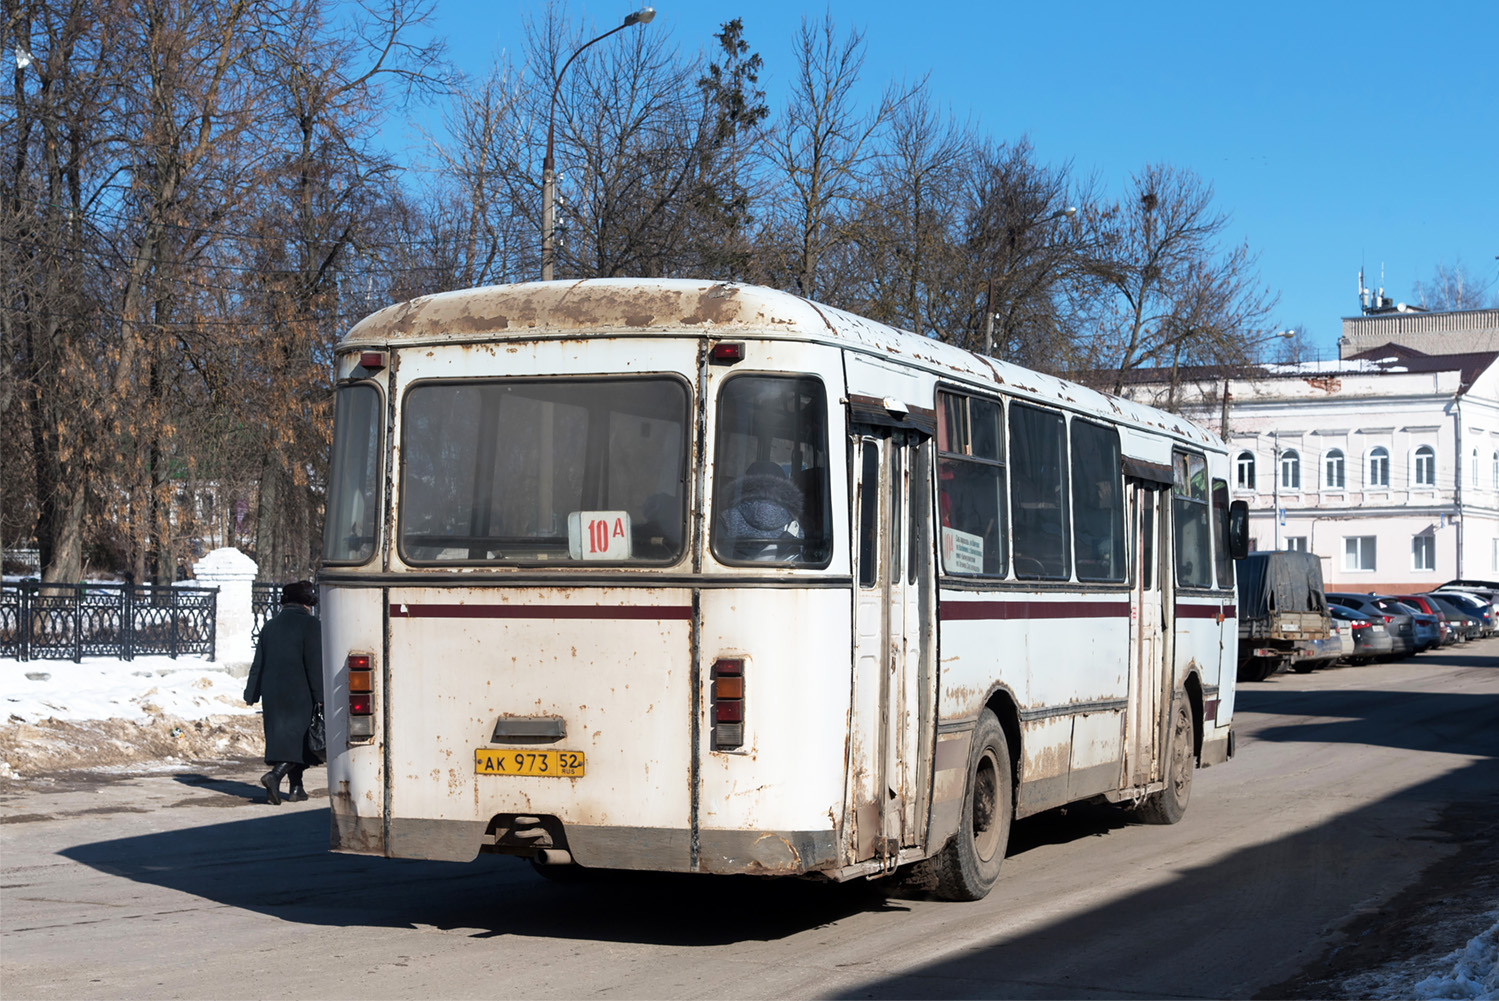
[286,767,308,803]
[260,762,290,805]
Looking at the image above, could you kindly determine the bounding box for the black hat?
[282,580,318,607]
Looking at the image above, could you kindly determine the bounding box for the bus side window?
[711,375,832,566]
[1211,478,1232,589]
[1172,451,1212,588]
[1070,419,1125,582]
[858,444,880,587]
[935,390,1007,577]
[1010,403,1070,580]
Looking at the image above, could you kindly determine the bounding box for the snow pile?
[1407,915,1499,1001]
[2,654,258,724]
[1,654,264,778]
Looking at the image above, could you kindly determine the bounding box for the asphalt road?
[2,639,1496,1000]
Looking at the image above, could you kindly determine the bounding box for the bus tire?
[917,709,1012,901]
[1139,693,1194,825]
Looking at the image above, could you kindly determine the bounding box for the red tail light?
[710,342,745,364]
[347,653,375,742]
[711,658,744,750]
[1351,621,1370,630]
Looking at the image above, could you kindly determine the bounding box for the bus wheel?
[918,709,1012,901]
[1139,693,1194,825]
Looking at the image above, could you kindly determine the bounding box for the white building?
[1122,340,1499,596]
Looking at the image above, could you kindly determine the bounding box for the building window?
[1414,445,1436,488]
[1236,451,1256,491]
[1285,536,1308,552]
[1344,536,1376,572]
[1412,534,1435,572]
[1324,449,1345,489]
[1280,449,1301,490]
[1367,446,1390,488]
[1492,451,1499,490]
[1474,447,1483,488]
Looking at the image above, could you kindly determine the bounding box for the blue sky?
[392,0,1498,358]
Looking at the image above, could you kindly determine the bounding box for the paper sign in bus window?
[942,526,984,574]
[568,511,632,560]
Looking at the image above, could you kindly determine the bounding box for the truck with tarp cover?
[1234,550,1334,681]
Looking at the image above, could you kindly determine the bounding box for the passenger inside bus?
[717,460,805,559]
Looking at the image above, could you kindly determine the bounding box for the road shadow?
[829,755,1499,999]
[59,808,903,945]
[171,772,268,804]
[1236,688,1499,758]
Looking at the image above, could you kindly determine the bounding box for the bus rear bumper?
[330,811,841,874]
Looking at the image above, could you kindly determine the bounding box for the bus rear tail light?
[709,342,744,364]
[711,658,744,750]
[347,653,375,741]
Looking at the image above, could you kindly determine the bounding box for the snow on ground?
[1,653,263,779]
[1346,913,1499,1001]
[2,653,257,725]
[1413,916,1499,1000]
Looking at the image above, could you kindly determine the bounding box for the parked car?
[1422,594,1480,641]
[1330,604,1393,663]
[1237,550,1335,680]
[1394,602,1441,651]
[1400,594,1457,645]
[1327,593,1418,657]
[1435,589,1495,637]
[1438,579,1499,619]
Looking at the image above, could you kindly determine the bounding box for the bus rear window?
[399,378,688,564]
[324,383,383,564]
[712,375,832,566]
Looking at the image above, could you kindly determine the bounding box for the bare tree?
[957,139,1089,369]
[3,0,124,582]
[762,13,910,301]
[1079,164,1277,399]
[1413,259,1499,311]
[842,88,970,336]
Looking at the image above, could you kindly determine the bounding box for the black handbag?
[307,702,327,762]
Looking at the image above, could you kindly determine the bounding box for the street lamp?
[541,7,656,281]
[983,205,1076,355]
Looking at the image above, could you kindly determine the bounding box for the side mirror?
[1228,500,1250,560]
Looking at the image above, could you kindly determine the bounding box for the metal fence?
[251,583,282,647]
[0,581,218,663]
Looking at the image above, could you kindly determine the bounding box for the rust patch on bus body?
[341,281,827,345]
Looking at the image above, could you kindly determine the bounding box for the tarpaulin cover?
[1235,550,1328,619]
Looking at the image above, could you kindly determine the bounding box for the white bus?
[319,279,1247,900]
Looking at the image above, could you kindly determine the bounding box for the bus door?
[1125,478,1169,787]
[848,427,935,869]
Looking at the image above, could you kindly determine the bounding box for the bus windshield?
[399,377,689,564]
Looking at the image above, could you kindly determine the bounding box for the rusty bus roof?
[340,278,1221,450]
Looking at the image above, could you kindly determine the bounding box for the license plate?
[474,748,585,777]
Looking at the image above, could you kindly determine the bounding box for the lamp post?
[983,204,1076,355]
[541,7,656,281]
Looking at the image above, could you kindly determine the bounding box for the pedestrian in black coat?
[244,580,324,804]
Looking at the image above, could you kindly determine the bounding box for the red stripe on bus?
[939,601,1131,621]
[390,603,693,621]
[1175,603,1236,619]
